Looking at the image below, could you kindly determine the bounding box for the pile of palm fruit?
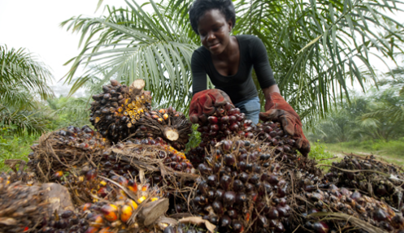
[1,79,404,233]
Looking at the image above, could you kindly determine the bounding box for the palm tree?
[0,45,54,134]
[61,0,404,120]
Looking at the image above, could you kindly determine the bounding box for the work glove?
[189,89,232,124]
[259,92,310,157]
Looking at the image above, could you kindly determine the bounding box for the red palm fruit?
[235,193,247,204]
[237,113,245,121]
[225,102,233,111]
[277,205,291,217]
[86,169,97,180]
[220,123,228,130]
[97,187,108,198]
[271,138,279,146]
[258,215,269,228]
[100,204,118,222]
[120,205,133,223]
[207,190,216,201]
[229,108,240,115]
[207,175,218,187]
[229,115,237,123]
[221,116,230,123]
[263,126,272,133]
[198,163,209,175]
[86,227,100,233]
[215,189,225,200]
[231,220,244,233]
[212,201,224,214]
[287,139,295,146]
[128,180,138,192]
[269,131,277,137]
[197,126,204,132]
[99,227,114,233]
[118,176,128,186]
[267,208,279,219]
[52,171,64,179]
[208,116,219,124]
[233,179,244,192]
[227,209,238,219]
[274,221,285,232]
[220,215,231,228]
[244,119,253,126]
[220,175,231,190]
[224,154,235,166]
[312,222,329,233]
[222,140,232,151]
[90,214,104,227]
[209,130,217,136]
[230,123,239,131]
[224,129,232,135]
[374,208,388,221]
[249,173,260,184]
[239,172,249,183]
[223,191,236,206]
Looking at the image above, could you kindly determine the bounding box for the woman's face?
[197,9,233,55]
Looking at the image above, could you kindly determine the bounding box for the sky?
[0,0,131,97]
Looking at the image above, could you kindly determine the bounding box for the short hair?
[189,0,236,35]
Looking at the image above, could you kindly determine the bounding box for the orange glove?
[189,89,232,124]
[259,92,310,157]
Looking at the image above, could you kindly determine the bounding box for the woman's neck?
[213,36,238,61]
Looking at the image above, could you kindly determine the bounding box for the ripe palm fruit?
[90,79,152,143]
[325,155,404,209]
[120,205,133,222]
[133,107,192,150]
[293,183,404,232]
[191,136,291,232]
[27,125,107,182]
[100,204,118,222]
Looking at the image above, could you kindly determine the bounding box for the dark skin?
[197,9,280,111]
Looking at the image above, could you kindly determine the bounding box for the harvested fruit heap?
[27,125,108,182]
[190,137,293,233]
[3,80,404,233]
[90,79,152,142]
[325,154,404,210]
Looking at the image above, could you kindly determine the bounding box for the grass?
[320,138,404,167]
[0,129,37,171]
[308,141,342,171]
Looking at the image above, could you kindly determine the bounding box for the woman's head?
[189,0,236,35]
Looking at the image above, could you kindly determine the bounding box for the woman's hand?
[261,87,310,157]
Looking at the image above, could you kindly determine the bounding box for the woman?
[189,0,279,124]
[188,0,310,156]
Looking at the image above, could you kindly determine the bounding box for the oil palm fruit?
[325,155,404,209]
[191,136,291,232]
[90,79,152,143]
[27,125,107,182]
[133,106,192,150]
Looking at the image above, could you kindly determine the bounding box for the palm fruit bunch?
[325,155,404,209]
[133,106,192,151]
[190,137,292,233]
[79,179,167,233]
[0,160,36,185]
[292,183,404,233]
[0,180,48,233]
[27,125,107,182]
[36,209,89,233]
[90,79,152,143]
[194,102,248,147]
[163,222,210,233]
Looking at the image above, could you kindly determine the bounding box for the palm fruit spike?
[292,183,404,232]
[90,79,152,143]
[325,154,404,209]
[133,107,192,151]
[82,180,167,232]
[37,209,90,233]
[190,136,292,232]
[0,180,48,233]
[27,125,107,182]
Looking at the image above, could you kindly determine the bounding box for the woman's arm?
[191,50,208,95]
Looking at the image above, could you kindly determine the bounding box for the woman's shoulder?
[235,34,262,43]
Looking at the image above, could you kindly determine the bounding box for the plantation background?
[1,0,404,170]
